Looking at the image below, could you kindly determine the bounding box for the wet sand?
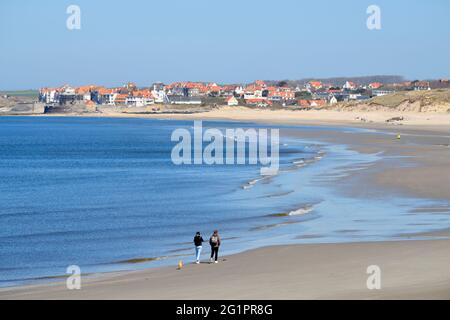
[1,240,449,300]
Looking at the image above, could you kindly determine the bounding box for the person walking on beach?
[193,232,204,264]
[209,230,221,264]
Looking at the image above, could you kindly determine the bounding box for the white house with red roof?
[126,90,154,106]
[306,81,322,91]
[226,96,239,106]
[96,88,118,105]
[343,81,357,90]
[39,88,59,103]
[245,98,272,107]
[368,82,383,89]
[234,85,245,97]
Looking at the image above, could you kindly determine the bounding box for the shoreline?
[2,239,449,299]
[1,110,450,299]
[19,106,450,132]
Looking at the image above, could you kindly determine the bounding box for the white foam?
[287,205,314,216]
[242,178,263,189]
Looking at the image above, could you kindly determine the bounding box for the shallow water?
[0,117,449,287]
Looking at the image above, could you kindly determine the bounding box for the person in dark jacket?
[209,230,221,263]
[193,232,204,264]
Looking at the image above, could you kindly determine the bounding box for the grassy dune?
[0,90,39,99]
[370,89,450,108]
[334,89,450,112]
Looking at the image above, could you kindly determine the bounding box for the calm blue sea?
[0,117,449,287]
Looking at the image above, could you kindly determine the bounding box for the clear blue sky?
[1,0,449,90]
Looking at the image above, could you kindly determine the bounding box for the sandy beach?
[1,239,449,300]
[31,105,450,127]
[2,108,450,300]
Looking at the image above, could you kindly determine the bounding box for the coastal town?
[37,78,450,111]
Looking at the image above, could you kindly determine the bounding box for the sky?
[0,0,449,90]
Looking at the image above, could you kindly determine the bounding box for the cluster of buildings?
[39,78,450,109]
[39,83,162,108]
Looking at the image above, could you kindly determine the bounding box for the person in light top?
[209,230,221,264]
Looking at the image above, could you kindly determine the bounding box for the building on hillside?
[429,79,450,89]
[343,81,357,90]
[221,85,239,97]
[39,88,59,104]
[114,94,128,105]
[372,89,395,96]
[58,86,77,105]
[328,95,338,105]
[187,87,201,97]
[349,93,362,100]
[168,96,202,105]
[226,96,239,106]
[234,85,245,97]
[254,80,267,88]
[336,93,350,102]
[306,81,322,91]
[170,86,187,96]
[123,82,137,93]
[126,96,154,106]
[327,87,342,94]
[310,81,322,88]
[75,85,99,102]
[126,90,154,106]
[297,99,327,108]
[245,98,272,107]
[389,81,412,89]
[313,92,330,100]
[93,88,117,105]
[165,82,209,97]
[152,89,169,104]
[267,87,295,102]
[412,81,431,91]
[152,82,165,91]
[243,89,260,99]
[206,83,222,96]
[368,82,383,89]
